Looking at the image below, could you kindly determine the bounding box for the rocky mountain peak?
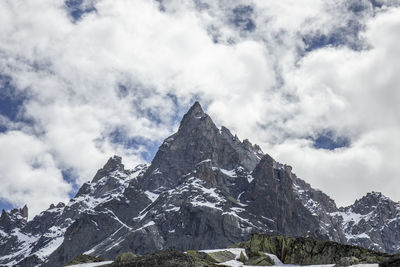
[75,156,137,199]
[349,191,396,215]
[332,191,400,253]
[21,205,28,219]
[365,191,388,200]
[0,205,28,232]
[92,155,125,182]
[356,191,392,207]
[142,102,264,190]
[177,101,216,134]
[2,102,400,267]
[184,101,204,118]
[49,202,65,210]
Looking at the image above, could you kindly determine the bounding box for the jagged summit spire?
[92,155,124,182]
[21,205,28,219]
[142,101,266,191]
[187,101,204,117]
[178,101,210,132]
[355,191,391,205]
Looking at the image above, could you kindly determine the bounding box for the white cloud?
[0,131,71,218]
[269,7,400,206]
[0,0,400,215]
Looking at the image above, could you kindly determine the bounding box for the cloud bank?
[0,0,399,217]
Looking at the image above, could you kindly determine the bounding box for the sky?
[0,0,400,218]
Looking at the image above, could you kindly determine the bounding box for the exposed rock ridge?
[240,234,392,265]
[92,155,126,183]
[0,205,28,232]
[141,102,264,191]
[0,102,399,267]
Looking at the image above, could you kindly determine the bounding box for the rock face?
[240,234,390,265]
[0,102,399,266]
[65,235,399,267]
[65,254,107,266]
[330,192,400,253]
[380,254,400,267]
[0,205,28,232]
[107,249,217,267]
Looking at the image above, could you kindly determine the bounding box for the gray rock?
[1,102,400,267]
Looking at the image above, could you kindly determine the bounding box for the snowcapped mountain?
[0,102,399,267]
[331,191,400,252]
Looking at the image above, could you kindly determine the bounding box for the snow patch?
[165,206,180,212]
[246,175,254,183]
[331,211,366,225]
[105,209,132,230]
[191,200,223,211]
[261,216,275,223]
[197,159,212,165]
[220,168,237,177]
[133,221,155,232]
[152,168,162,175]
[36,236,64,260]
[144,191,160,202]
[237,191,245,201]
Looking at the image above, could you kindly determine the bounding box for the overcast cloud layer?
[0,0,399,217]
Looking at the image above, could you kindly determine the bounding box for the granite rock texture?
[1,102,399,267]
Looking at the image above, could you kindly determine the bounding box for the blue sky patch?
[0,75,25,125]
[302,20,363,52]
[369,0,384,8]
[312,131,350,150]
[109,128,160,162]
[61,169,80,198]
[347,1,370,14]
[0,199,14,212]
[65,0,96,21]
[231,5,256,32]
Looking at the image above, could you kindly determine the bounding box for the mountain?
[331,191,400,252]
[65,233,399,266]
[0,102,399,267]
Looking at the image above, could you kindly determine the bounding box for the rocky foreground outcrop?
[67,234,400,267]
[237,234,392,265]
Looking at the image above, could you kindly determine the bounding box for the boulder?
[114,252,138,264]
[334,256,360,266]
[242,234,390,265]
[199,250,236,263]
[245,252,274,266]
[107,249,219,267]
[379,254,400,267]
[239,251,247,263]
[65,254,108,265]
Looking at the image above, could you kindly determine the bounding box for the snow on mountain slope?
[331,192,400,252]
[1,102,399,267]
[0,159,148,267]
